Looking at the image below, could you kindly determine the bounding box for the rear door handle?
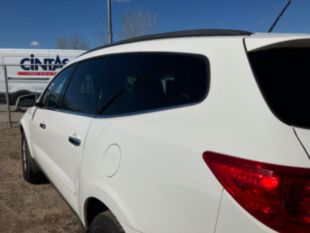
[39,123,46,129]
[68,136,81,146]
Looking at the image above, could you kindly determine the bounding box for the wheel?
[88,211,125,233]
[21,133,47,184]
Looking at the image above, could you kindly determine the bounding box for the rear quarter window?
[248,48,310,129]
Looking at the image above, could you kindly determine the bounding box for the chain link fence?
[0,65,14,129]
[0,64,51,129]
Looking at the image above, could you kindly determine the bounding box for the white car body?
[20,30,310,233]
[0,49,84,103]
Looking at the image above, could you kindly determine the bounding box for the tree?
[120,10,157,40]
[56,35,90,50]
[56,37,68,49]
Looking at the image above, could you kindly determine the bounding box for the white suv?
[19,30,310,233]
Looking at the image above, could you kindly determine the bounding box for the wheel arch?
[84,197,109,228]
[19,112,35,159]
[81,185,137,232]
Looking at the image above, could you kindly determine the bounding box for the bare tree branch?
[71,35,89,50]
[120,10,157,40]
[56,37,68,49]
[56,35,90,50]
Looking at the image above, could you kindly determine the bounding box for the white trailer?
[0,49,84,104]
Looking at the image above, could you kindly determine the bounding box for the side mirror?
[15,93,40,112]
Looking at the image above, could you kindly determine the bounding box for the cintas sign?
[19,54,69,76]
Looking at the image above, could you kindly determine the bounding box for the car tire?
[88,211,125,233]
[21,133,47,184]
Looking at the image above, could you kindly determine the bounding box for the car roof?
[81,29,252,56]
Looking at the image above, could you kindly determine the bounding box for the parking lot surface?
[0,127,82,233]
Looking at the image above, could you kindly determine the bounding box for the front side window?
[42,65,75,109]
[62,59,104,114]
[97,53,209,116]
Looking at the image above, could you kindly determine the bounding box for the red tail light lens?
[203,151,310,233]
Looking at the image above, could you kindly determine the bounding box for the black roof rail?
[82,29,252,56]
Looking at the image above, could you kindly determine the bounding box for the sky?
[0,0,310,49]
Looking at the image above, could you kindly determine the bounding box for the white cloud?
[30,41,41,47]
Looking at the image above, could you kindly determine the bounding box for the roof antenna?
[268,0,292,32]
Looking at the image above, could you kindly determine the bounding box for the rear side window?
[249,48,310,128]
[98,53,209,116]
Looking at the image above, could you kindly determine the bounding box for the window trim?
[38,51,210,118]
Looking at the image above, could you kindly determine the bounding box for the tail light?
[203,151,310,233]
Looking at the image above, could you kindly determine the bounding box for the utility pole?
[107,0,113,44]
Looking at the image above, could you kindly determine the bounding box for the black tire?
[88,211,125,233]
[21,133,48,184]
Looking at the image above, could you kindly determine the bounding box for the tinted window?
[98,53,209,115]
[249,48,310,129]
[62,59,104,114]
[42,65,75,108]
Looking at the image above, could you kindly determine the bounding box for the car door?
[30,65,75,166]
[46,58,104,212]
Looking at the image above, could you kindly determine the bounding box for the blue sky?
[0,0,309,49]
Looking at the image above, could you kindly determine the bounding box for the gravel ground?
[0,127,83,233]
[0,105,23,129]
